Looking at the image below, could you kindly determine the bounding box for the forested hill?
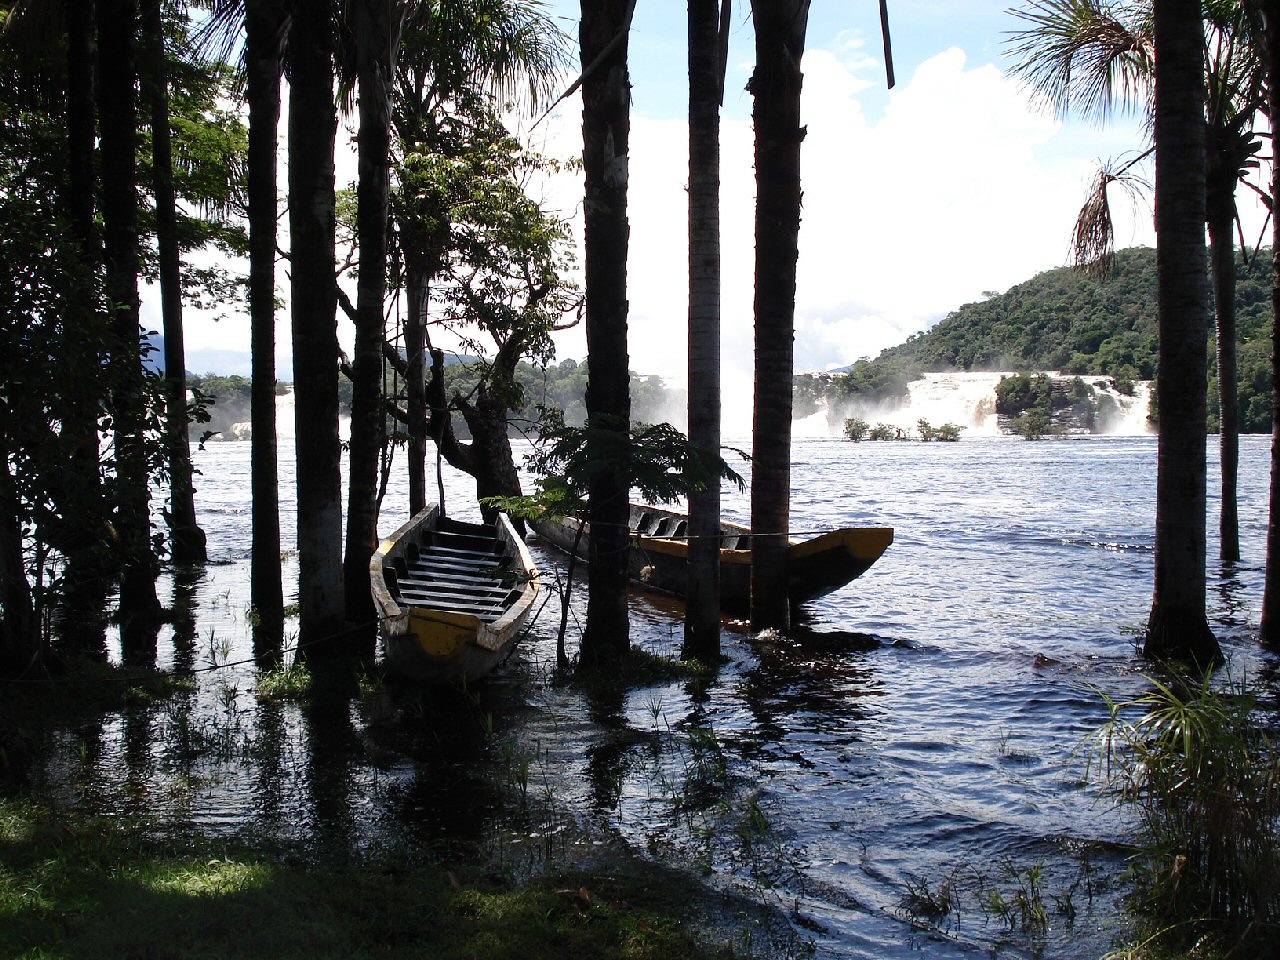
[829,246,1274,431]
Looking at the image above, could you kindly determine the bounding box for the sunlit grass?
[0,799,740,960]
[254,662,313,701]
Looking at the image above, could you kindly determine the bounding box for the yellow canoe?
[370,506,539,682]
[532,503,891,614]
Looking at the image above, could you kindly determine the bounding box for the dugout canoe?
[530,502,892,614]
[370,506,539,682]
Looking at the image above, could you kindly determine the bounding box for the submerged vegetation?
[1085,671,1280,956]
[842,417,963,442]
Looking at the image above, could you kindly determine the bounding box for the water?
[22,432,1277,959]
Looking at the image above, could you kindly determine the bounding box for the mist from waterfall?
[803,371,1154,439]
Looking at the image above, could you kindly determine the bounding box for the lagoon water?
[29,432,1277,959]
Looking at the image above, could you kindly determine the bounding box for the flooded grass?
[0,797,763,960]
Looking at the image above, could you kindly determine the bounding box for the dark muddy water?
[23,433,1278,959]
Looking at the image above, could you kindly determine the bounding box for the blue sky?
[171,2,1270,419]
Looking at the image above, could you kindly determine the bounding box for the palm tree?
[341,0,403,626]
[288,0,346,647]
[578,0,633,669]
[62,0,113,644]
[1008,0,1266,565]
[389,0,565,516]
[141,0,208,567]
[684,0,729,659]
[1203,4,1265,563]
[748,0,808,633]
[1259,0,1280,648]
[245,0,287,655]
[343,0,565,623]
[97,0,163,644]
[1144,0,1221,666]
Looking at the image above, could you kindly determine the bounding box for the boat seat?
[634,512,655,535]
[672,520,688,539]
[721,534,739,549]
[653,517,676,538]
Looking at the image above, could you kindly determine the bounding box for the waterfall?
[824,371,1153,438]
[227,388,305,441]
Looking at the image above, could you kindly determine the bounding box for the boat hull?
[370,507,539,682]
[531,503,891,614]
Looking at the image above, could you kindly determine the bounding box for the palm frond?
[1006,0,1154,123]
[402,0,571,117]
[190,0,246,70]
[1072,150,1151,278]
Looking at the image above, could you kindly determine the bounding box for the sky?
[166,1,1272,403]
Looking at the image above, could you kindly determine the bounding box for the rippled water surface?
[27,434,1278,959]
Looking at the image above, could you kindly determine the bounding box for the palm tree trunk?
[96,0,162,641]
[1206,190,1239,564]
[748,0,807,633]
[684,0,726,659]
[578,0,633,670]
[344,0,399,626]
[288,0,346,647]
[141,0,207,567]
[404,267,429,514]
[1143,0,1220,667]
[247,0,286,656]
[60,0,111,649]
[1260,0,1280,648]
[0,450,35,677]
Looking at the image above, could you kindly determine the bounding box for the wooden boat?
[370,506,539,682]
[531,502,892,614]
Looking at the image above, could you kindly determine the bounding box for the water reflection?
[170,565,204,675]
[252,699,287,828]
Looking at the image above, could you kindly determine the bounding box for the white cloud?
[548,43,1163,402]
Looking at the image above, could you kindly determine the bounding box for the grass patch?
[254,662,313,702]
[573,647,717,695]
[0,799,740,960]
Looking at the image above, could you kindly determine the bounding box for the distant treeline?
[191,360,682,441]
[811,246,1273,433]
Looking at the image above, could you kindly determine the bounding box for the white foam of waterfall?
[818,371,1154,439]
[1090,378,1152,435]
[227,388,352,442]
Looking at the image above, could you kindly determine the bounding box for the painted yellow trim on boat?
[407,608,483,661]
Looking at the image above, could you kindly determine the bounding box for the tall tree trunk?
[97,0,162,642]
[578,0,633,670]
[60,0,111,650]
[141,0,207,567]
[684,0,727,660]
[748,0,807,633]
[1260,0,1280,648]
[1205,184,1238,564]
[457,337,527,528]
[0,450,35,678]
[1143,0,1221,668]
[247,0,286,656]
[289,0,345,647]
[404,267,429,514]
[344,0,399,626]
